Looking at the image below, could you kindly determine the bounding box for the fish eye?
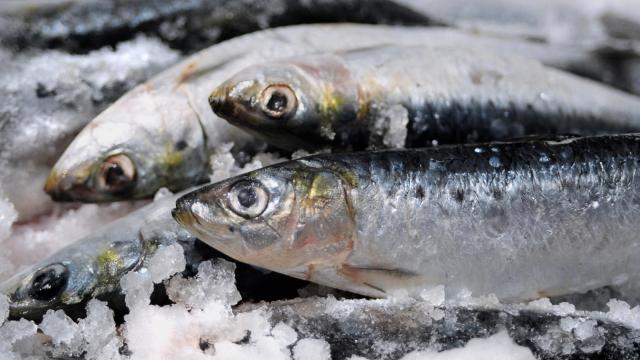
[228,181,269,218]
[260,84,297,118]
[28,263,69,302]
[97,153,136,195]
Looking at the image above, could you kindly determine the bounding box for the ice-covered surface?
[1,246,640,359]
[209,143,286,183]
[0,35,179,220]
[400,332,535,360]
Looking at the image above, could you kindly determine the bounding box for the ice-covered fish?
[174,133,640,302]
[45,24,631,203]
[210,45,640,151]
[0,0,432,53]
[0,36,179,220]
[0,193,188,320]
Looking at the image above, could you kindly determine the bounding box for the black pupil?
[237,187,257,208]
[28,266,68,301]
[266,91,288,113]
[105,164,127,187]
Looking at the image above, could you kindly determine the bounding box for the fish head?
[45,84,209,202]
[1,230,143,320]
[173,159,356,274]
[209,57,357,150]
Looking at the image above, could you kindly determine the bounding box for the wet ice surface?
[2,244,640,359]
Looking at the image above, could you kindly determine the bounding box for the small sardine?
[45,24,634,202]
[210,45,640,151]
[173,134,640,301]
[0,193,186,320]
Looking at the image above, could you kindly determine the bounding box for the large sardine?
[174,134,640,301]
[210,45,640,151]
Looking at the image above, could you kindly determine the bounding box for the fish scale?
[174,134,640,301]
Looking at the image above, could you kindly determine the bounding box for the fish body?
[174,134,640,301]
[46,24,632,202]
[211,45,640,151]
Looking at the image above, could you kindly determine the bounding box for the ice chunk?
[271,322,298,347]
[293,338,332,360]
[79,300,121,360]
[0,318,38,360]
[166,259,241,309]
[120,270,154,310]
[526,298,576,316]
[209,143,286,183]
[401,331,535,360]
[153,187,174,201]
[419,285,445,306]
[370,103,409,149]
[147,243,186,283]
[39,310,80,346]
[606,299,640,329]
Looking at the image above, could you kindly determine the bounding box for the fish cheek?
[290,171,356,265]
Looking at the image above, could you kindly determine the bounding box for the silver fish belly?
[174,134,640,301]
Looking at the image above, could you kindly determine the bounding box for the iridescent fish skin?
[174,134,640,301]
[210,45,640,151]
[46,24,630,203]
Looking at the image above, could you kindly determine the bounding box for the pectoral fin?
[339,264,421,296]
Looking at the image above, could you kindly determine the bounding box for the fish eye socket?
[228,181,269,218]
[260,84,297,119]
[97,153,136,195]
[28,263,69,302]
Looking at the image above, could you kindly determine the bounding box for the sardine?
[210,45,640,151]
[0,193,186,320]
[0,0,433,53]
[173,133,640,302]
[0,36,179,219]
[45,24,633,202]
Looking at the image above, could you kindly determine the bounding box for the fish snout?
[44,168,90,202]
[172,194,198,226]
[44,171,73,201]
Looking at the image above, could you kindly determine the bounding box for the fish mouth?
[44,167,93,202]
